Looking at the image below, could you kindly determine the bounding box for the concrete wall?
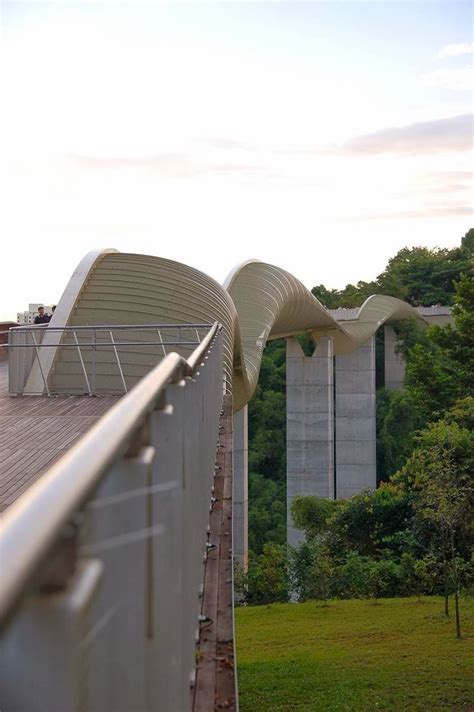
[335,335,376,498]
[286,337,334,547]
[233,406,248,572]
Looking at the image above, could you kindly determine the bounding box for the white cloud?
[328,114,473,156]
[1,8,472,321]
[438,42,474,59]
[423,66,474,92]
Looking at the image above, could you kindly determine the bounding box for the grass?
[235,596,474,711]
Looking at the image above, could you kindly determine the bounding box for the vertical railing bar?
[157,329,167,357]
[92,328,97,393]
[109,330,128,393]
[195,328,201,345]
[73,331,92,396]
[30,331,51,396]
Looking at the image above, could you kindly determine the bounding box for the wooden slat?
[0,392,120,512]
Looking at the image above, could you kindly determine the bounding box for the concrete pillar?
[384,325,405,391]
[286,337,334,548]
[233,405,248,572]
[335,336,376,498]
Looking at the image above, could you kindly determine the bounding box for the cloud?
[417,170,473,194]
[201,138,258,152]
[351,204,473,221]
[423,66,473,92]
[438,42,474,58]
[331,114,473,156]
[69,153,265,179]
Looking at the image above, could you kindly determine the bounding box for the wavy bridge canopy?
[29,249,424,411]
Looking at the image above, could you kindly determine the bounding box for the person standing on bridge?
[34,306,51,325]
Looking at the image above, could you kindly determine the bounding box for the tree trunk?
[454,587,461,639]
[450,529,462,639]
[442,530,449,616]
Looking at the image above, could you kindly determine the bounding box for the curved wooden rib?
[40,251,424,411]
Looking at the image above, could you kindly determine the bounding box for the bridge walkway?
[0,361,119,512]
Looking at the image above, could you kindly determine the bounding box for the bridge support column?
[233,405,248,572]
[384,325,405,391]
[335,336,376,498]
[287,337,334,548]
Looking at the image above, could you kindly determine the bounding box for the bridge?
[0,249,440,711]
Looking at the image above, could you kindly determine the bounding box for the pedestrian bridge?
[0,249,425,712]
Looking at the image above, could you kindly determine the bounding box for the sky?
[1,0,473,321]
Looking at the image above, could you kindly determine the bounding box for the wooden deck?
[0,361,120,512]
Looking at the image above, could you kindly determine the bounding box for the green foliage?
[399,553,439,598]
[325,486,413,558]
[312,281,377,308]
[248,473,286,555]
[243,543,288,605]
[247,338,287,557]
[430,273,474,394]
[391,317,430,361]
[378,274,474,479]
[291,496,338,540]
[310,233,473,309]
[289,539,333,603]
[246,234,474,607]
[367,559,402,602]
[395,404,474,517]
[462,227,474,253]
[248,339,286,483]
[377,245,471,306]
[331,552,372,598]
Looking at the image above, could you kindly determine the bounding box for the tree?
[332,552,371,599]
[396,412,474,637]
[325,485,413,558]
[399,553,438,601]
[430,273,474,395]
[461,227,474,254]
[377,244,472,306]
[244,543,288,605]
[289,539,332,603]
[311,233,473,310]
[367,559,401,604]
[290,495,338,541]
[248,473,286,555]
[379,274,474,480]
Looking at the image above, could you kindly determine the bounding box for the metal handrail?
[8,323,214,331]
[3,341,203,348]
[0,321,221,627]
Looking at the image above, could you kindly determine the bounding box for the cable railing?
[2,323,214,396]
[0,322,229,712]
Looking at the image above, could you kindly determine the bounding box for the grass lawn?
[235,596,474,711]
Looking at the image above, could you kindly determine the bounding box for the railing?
[3,323,213,395]
[0,322,226,712]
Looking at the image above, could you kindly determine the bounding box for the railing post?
[31,331,51,396]
[73,331,92,396]
[108,330,128,393]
